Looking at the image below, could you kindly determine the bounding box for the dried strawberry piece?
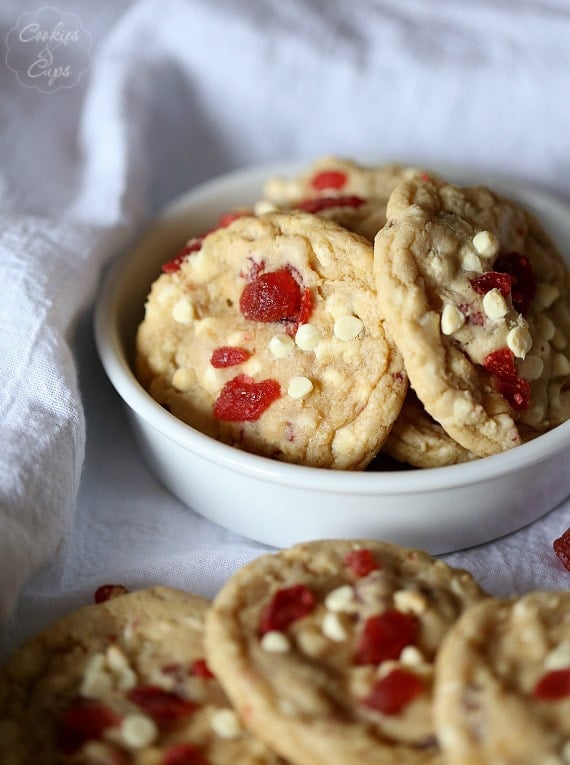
[345,549,381,578]
[210,346,251,368]
[56,702,120,755]
[217,210,248,227]
[162,239,204,273]
[94,584,129,604]
[483,348,531,411]
[532,669,570,700]
[494,252,537,314]
[297,288,314,326]
[240,269,302,323]
[484,348,517,379]
[163,743,209,765]
[470,272,512,298]
[553,527,570,571]
[258,584,316,636]
[310,169,348,191]
[297,195,366,214]
[213,374,280,422]
[189,658,215,679]
[363,668,424,715]
[127,686,196,723]
[355,610,419,665]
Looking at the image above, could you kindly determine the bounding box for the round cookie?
[204,539,487,765]
[434,591,570,765]
[136,211,408,470]
[0,587,286,765]
[383,391,476,468]
[257,156,424,241]
[374,176,570,457]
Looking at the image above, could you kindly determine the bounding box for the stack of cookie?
[1,539,569,763]
[135,156,570,469]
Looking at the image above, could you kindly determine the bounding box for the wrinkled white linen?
[1,0,569,659]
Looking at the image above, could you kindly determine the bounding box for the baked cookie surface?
[204,539,487,765]
[258,156,423,241]
[0,587,285,765]
[434,591,570,765]
[136,212,407,469]
[374,176,570,457]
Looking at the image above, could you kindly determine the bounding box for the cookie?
[434,591,570,764]
[204,539,487,765]
[383,391,476,468]
[136,211,408,469]
[0,586,285,765]
[257,156,424,241]
[374,176,570,457]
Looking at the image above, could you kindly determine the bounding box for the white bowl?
[94,161,570,554]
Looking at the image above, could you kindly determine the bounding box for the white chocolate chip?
[400,645,426,666]
[536,314,556,341]
[106,645,129,672]
[325,585,356,613]
[461,249,482,272]
[172,298,194,324]
[473,230,499,258]
[518,355,544,380]
[288,376,313,399]
[551,352,570,377]
[210,709,242,739]
[295,323,322,351]
[121,714,158,748]
[253,199,278,215]
[269,333,295,358]
[260,630,291,653]
[483,289,508,319]
[507,325,532,359]
[333,315,364,341]
[544,641,570,670]
[521,403,545,426]
[393,589,428,616]
[441,304,465,335]
[172,368,193,391]
[551,328,567,351]
[80,654,113,699]
[322,612,348,642]
[535,283,560,310]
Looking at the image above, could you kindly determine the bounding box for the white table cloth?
[1,0,569,660]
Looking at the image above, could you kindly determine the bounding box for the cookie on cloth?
[383,391,476,468]
[204,539,487,765]
[136,211,408,470]
[434,591,570,765]
[257,156,424,241]
[0,587,286,765]
[374,175,570,457]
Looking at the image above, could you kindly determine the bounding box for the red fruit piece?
[297,195,365,214]
[363,668,424,715]
[310,169,348,191]
[127,686,196,722]
[240,269,302,323]
[345,549,381,578]
[532,669,570,700]
[355,609,419,665]
[94,584,129,604]
[163,743,209,765]
[217,210,248,228]
[210,346,251,368]
[297,288,314,326]
[470,272,512,299]
[259,584,316,636]
[483,348,531,411]
[494,252,537,314]
[213,374,280,422]
[553,527,570,571]
[56,703,120,755]
[189,658,215,679]
[162,239,204,273]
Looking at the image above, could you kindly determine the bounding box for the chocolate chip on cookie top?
[205,539,487,765]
